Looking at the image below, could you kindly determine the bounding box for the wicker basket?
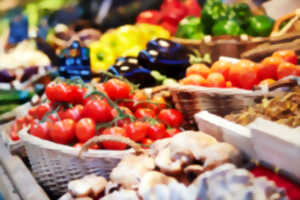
[18,129,142,197]
[169,84,273,125]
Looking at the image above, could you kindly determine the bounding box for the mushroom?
[110,154,155,190]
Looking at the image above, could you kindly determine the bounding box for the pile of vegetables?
[136,0,202,35]
[90,24,170,72]
[180,50,300,90]
[10,78,184,149]
[176,0,275,40]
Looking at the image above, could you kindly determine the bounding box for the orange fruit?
[206,72,226,88]
[277,62,297,79]
[259,79,276,86]
[210,60,231,80]
[272,50,297,65]
[228,59,258,90]
[186,64,211,78]
[259,56,283,80]
[180,74,207,86]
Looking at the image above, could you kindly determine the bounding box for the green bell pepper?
[246,15,275,37]
[212,20,242,36]
[176,16,204,40]
[231,3,252,28]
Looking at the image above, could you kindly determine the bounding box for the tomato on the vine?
[148,122,166,140]
[35,103,51,120]
[125,121,148,142]
[30,120,50,140]
[146,96,167,114]
[135,108,156,119]
[158,109,183,127]
[75,118,96,143]
[111,106,133,126]
[45,82,73,102]
[101,127,128,150]
[49,119,75,144]
[83,99,113,122]
[59,105,84,122]
[70,85,87,104]
[104,79,131,100]
[122,90,147,111]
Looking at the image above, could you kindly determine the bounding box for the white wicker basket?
[19,129,141,197]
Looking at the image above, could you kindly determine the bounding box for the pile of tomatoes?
[181,50,300,90]
[10,78,183,150]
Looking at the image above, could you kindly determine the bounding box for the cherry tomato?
[121,90,147,111]
[35,103,51,120]
[259,57,283,80]
[75,118,96,143]
[186,64,211,78]
[48,113,59,122]
[136,10,161,24]
[104,79,131,100]
[180,74,207,86]
[111,106,133,126]
[141,138,154,148]
[10,123,20,141]
[83,99,113,122]
[146,96,167,114]
[30,120,50,140]
[272,50,297,65]
[101,127,128,150]
[73,142,99,150]
[277,62,297,80]
[125,121,148,142]
[158,109,183,127]
[28,107,37,118]
[49,119,75,144]
[165,127,180,137]
[206,72,226,88]
[229,59,258,89]
[59,105,84,122]
[70,85,87,104]
[211,60,231,80]
[148,122,166,140]
[45,82,73,102]
[259,79,276,86]
[135,108,156,119]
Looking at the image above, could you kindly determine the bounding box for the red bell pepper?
[136,10,161,25]
[160,21,178,35]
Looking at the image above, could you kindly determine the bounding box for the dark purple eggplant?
[21,67,38,82]
[0,70,16,82]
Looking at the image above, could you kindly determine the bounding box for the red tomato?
[111,106,133,126]
[28,107,37,118]
[229,59,258,89]
[125,121,148,142]
[101,127,128,150]
[49,119,75,144]
[259,57,283,80]
[30,120,50,140]
[73,142,99,150]
[158,109,183,127]
[180,74,207,86]
[272,50,297,65]
[160,0,182,11]
[35,103,51,120]
[122,90,147,111]
[59,105,84,121]
[70,85,87,104]
[186,64,210,78]
[146,96,167,114]
[75,118,96,143]
[136,10,161,24]
[104,79,131,100]
[161,2,188,24]
[182,0,202,17]
[135,108,156,119]
[165,127,180,137]
[83,99,113,122]
[48,113,59,122]
[45,82,73,102]
[141,138,154,148]
[148,122,166,140]
[277,62,297,80]
[10,123,20,141]
[206,72,226,88]
[211,60,231,80]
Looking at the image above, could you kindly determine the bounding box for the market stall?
[0,0,300,200]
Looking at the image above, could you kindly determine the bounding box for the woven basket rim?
[19,128,133,158]
[168,84,271,96]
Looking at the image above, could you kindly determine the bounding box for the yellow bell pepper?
[90,24,170,73]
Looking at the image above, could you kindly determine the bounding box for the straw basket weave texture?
[169,84,272,125]
[19,129,137,197]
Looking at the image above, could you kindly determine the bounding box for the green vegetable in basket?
[176,16,204,40]
[231,3,253,28]
[212,19,242,36]
[246,15,275,37]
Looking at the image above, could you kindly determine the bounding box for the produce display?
[226,85,300,128]
[0,1,300,200]
[180,50,300,90]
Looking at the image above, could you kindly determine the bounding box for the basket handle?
[271,9,300,36]
[78,135,144,157]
